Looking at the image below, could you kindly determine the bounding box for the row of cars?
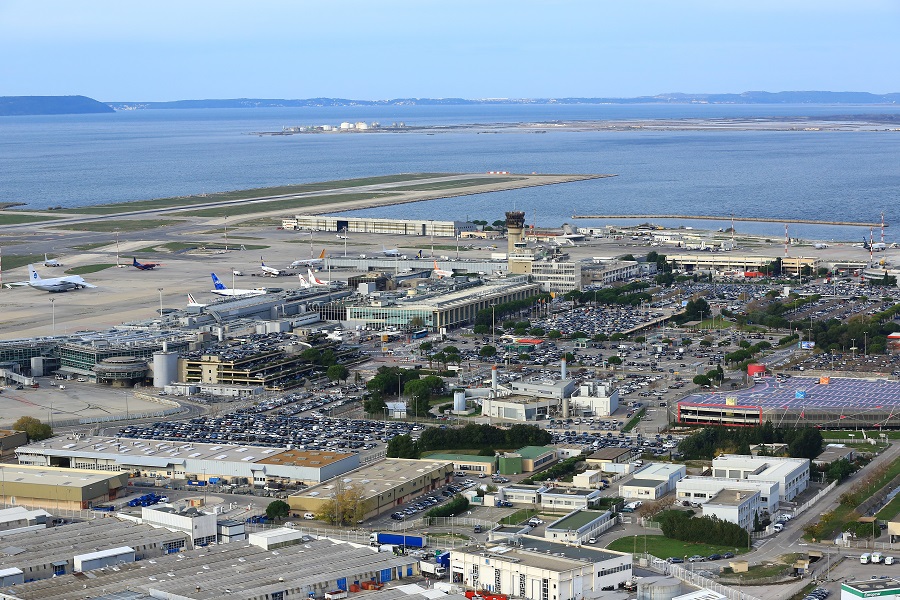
[666,551,736,563]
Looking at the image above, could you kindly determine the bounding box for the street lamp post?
[50,298,56,335]
[157,288,164,317]
[429,220,434,258]
[224,215,228,251]
[491,304,496,352]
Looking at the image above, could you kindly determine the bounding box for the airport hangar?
[15,436,360,487]
[288,458,454,520]
[677,376,900,429]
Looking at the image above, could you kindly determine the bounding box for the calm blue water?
[2,104,899,240]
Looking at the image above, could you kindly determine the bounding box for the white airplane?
[43,253,62,267]
[21,265,97,292]
[291,249,326,268]
[862,238,887,252]
[296,273,311,288]
[307,269,329,287]
[260,257,282,276]
[187,293,208,308]
[381,245,402,257]
[210,273,267,297]
[433,261,454,279]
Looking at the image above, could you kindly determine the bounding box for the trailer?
[369,532,427,548]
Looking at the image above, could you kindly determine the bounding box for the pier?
[570,214,887,227]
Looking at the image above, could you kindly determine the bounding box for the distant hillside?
[0,95,115,116]
[107,91,900,110]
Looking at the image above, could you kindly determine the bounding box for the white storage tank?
[152,351,179,388]
[453,390,466,412]
[339,122,353,130]
[637,576,682,600]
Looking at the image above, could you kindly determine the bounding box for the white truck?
[420,561,446,579]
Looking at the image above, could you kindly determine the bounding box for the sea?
[2,103,899,241]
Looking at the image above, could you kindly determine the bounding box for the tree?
[404,380,433,417]
[547,330,562,340]
[479,345,497,358]
[319,486,366,526]
[12,416,52,441]
[607,356,622,366]
[387,434,420,458]
[693,375,711,387]
[363,393,386,416]
[326,364,349,382]
[826,458,854,483]
[265,500,291,521]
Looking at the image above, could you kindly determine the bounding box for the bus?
[411,329,428,339]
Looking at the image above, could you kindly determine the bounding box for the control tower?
[505,211,526,255]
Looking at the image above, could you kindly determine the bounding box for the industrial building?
[540,487,603,511]
[711,455,809,502]
[427,453,497,475]
[675,476,780,516]
[16,436,359,486]
[0,535,422,600]
[619,463,686,500]
[283,215,476,238]
[288,458,454,520]
[0,430,27,458]
[0,506,51,534]
[449,537,633,599]
[813,444,856,467]
[701,488,762,531]
[544,509,616,543]
[498,484,547,505]
[498,446,557,475]
[0,464,127,511]
[585,447,635,475]
[665,253,820,275]
[0,518,189,582]
[141,505,218,546]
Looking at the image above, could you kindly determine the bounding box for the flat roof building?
[545,509,616,543]
[288,458,453,520]
[676,476,780,516]
[0,464,126,511]
[711,454,810,501]
[449,537,633,599]
[702,488,761,531]
[16,436,359,486]
[841,577,900,600]
[0,430,28,458]
[541,487,603,512]
[427,453,497,475]
[621,463,686,499]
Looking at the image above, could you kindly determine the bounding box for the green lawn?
[606,534,749,559]
[0,213,62,225]
[50,219,184,232]
[0,254,46,270]
[876,492,900,520]
[821,430,900,441]
[500,508,538,526]
[177,192,396,218]
[623,407,646,432]
[133,241,269,253]
[72,242,113,251]
[56,173,455,215]
[65,264,117,275]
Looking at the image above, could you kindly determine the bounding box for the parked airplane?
[23,265,97,292]
[433,261,453,279]
[296,273,311,288]
[862,238,887,252]
[210,273,267,297]
[291,249,326,268]
[381,246,402,257]
[307,269,329,286]
[43,253,62,267]
[260,258,282,276]
[132,257,161,270]
[187,293,208,308]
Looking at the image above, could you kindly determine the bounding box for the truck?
[369,532,427,548]
[420,561,447,579]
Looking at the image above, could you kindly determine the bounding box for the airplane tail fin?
[298,273,310,287]
[28,265,41,282]
[211,273,227,290]
[188,293,197,305]
[132,257,140,266]
[434,261,439,270]
[318,249,326,259]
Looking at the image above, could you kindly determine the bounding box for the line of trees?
[427,495,469,518]
[521,456,580,484]
[657,510,752,548]
[418,423,551,452]
[678,423,823,460]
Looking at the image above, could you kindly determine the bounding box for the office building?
[711,455,809,501]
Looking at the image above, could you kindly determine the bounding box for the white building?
[540,487,603,512]
[450,538,633,600]
[675,476,780,515]
[622,463,686,499]
[545,510,617,543]
[711,455,810,501]
[142,505,218,547]
[567,381,619,417]
[499,484,547,505]
[841,578,900,600]
[701,488,761,530]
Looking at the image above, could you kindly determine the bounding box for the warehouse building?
[0,464,126,511]
[0,518,189,581]
[449,537,633,599]
[288,458,454,520]
[141,505,218,547]
[498,446,557,474]
[0,536,422,600]
[0,506,51,534]
[711,455,809,502]
[0,430,28,458]
[16,436,359,486]
[427,453,497,476]
[283,215,476,237]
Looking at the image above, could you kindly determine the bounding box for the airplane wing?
[4,281,31,288]
[79,282,98,288]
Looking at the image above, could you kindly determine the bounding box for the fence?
[794,480,837,517]
[391,516,496,533]
[641,553,764,600]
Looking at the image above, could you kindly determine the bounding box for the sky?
[1,0,898,101]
